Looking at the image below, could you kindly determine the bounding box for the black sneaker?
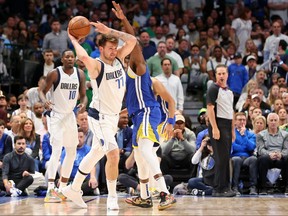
[284,187,288,196]
[125,196,153,208]
[249,186,258,195]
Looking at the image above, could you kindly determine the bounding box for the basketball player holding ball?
[61,20,137,210]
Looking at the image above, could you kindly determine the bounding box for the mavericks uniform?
[126,65,160,147]
[88,58,126,151]
[49,66,80,149]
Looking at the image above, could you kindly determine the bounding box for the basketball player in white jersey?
[39,50,87,203]
[61,21,137,209]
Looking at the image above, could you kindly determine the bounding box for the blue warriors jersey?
[157,95,169,124]
[126,65,159,116]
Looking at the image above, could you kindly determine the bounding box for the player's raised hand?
[90,21,110,34]
[112,1,125,20]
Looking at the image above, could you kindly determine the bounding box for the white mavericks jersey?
[90,57,126,115]
[50,66,80,113]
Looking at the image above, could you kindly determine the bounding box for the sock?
[59,181,67,190]
[48,181,55,191]
[71,172,87,192]
[156,176,169,194]
[107,179,117,197]
[140,182,150,199]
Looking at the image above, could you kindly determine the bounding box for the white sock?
[140,182,150,199]
[156,176,169,194]
[48,181,55,191]
[59,181,67,190]
[107,179,117,197]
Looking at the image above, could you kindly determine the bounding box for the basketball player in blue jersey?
[61,21,137,209]
[112,1,176,210]
[39,50,87,203]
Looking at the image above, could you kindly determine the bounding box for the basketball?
[68,16,91,39]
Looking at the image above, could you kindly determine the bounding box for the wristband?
[279,61,284,65]
[167,117,175,126]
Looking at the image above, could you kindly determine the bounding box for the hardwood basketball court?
[1,194,288,215]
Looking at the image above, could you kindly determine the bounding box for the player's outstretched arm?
[90,21,137,62]
[112,1,145,75]
[68,29,100,79]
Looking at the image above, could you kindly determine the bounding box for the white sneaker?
[61,185,87,208]
[107,196,119,210]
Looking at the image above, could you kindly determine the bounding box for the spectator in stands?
[175,38,190,61]
[139,30,157,61]
[42,18,69,61]
[228,52,249,108]
[33,102,45,133]
[278,108,288,128]
[147,41,179,77]
[150,26,165,47]
[26,76,49,110]
[183,44,208,96]
[231,112,257,195]
[165,35,184,76]
[245,55,260,80]
[188,135,214,196]
[6,93,18,123]
[255,70,269,98]
[257,113,288,195]
[59,128,98,195]
[18,118,41,172]
[12,94,36,122]
[0,91,8,126]
[5,115,21,144]
[267,1,288,28]
[273,99,284,113]
[0,135,35,197]
[76,111,93,147]
[252,115,267,135]
[194,108,207,137]
[31,49,55,88]
[116,111,132,173]
[161,114,196,175]
[236,79,258,112]
[267,84,280,107]
[270,39,288,80]
[263,21,288,64]
[206,45,230,89]
[0,119,13,190]
[194,29,215,58]
[242,39,259,65]
[156,58,184,113]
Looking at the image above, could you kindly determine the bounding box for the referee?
[206,64,236,197]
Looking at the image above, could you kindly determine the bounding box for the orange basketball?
[68,16,91,39]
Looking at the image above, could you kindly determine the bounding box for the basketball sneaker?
[54,188,67,201]
[61,185,87,208]
[158,192,176,211]
[125,196,153,208]
[44,188,62,203]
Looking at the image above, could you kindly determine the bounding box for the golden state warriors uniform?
[49,66,79,149]
[88,57,126,151]
[126,65,160,147]
[157,95,169,140]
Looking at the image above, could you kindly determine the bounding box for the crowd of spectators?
[0,0,288,196]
